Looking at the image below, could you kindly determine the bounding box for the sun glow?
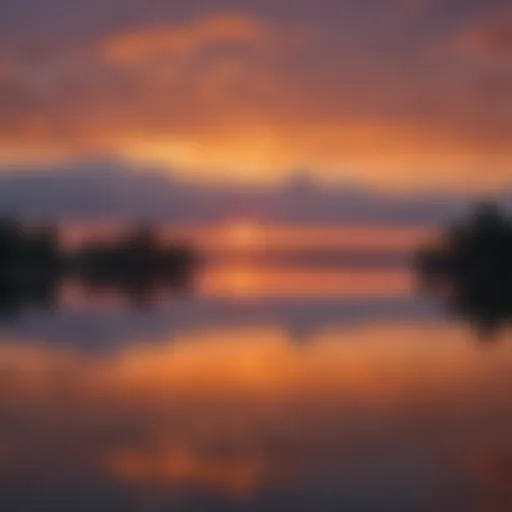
[224,220,266,250]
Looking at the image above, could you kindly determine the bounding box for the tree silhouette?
[416,202,512,339]
[0,217,198,313]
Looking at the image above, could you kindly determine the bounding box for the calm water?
[1,262,512,511]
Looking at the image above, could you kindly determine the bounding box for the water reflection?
[417,203,512,340]
[1,259,512,511]
[0,266,435,351]
[1,324,512,511]
[0,279,59,319]
[423,277,512,341]
[198,265,412,300]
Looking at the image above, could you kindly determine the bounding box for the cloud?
[455,13,512,57]
[0,158,493,223]
[101,14,277,64]
[0,6,511,189]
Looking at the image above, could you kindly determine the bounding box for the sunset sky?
[0,0,510,191]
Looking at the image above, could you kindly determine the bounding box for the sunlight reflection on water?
[0,264,511,511]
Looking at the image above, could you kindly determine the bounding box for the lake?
[1,250,511,511]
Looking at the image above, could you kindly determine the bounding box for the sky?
[0,0,511,191]
[0,160,496,223]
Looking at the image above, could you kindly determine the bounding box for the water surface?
[1,262,511,511]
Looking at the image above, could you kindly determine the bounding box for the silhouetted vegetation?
[0,218,198,314]
[76,225,197,302]
[415,202,512,338]
[0,219,62,316]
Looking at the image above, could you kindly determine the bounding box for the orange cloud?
[119,123,512,190]
[102,14,274,64]
[0,11,511,190]
[456,17,512,57]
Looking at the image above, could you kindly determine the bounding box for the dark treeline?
[0,218,198,312]
[76,226,197,299]
[0,218,62,314]
[415,202,512,337]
